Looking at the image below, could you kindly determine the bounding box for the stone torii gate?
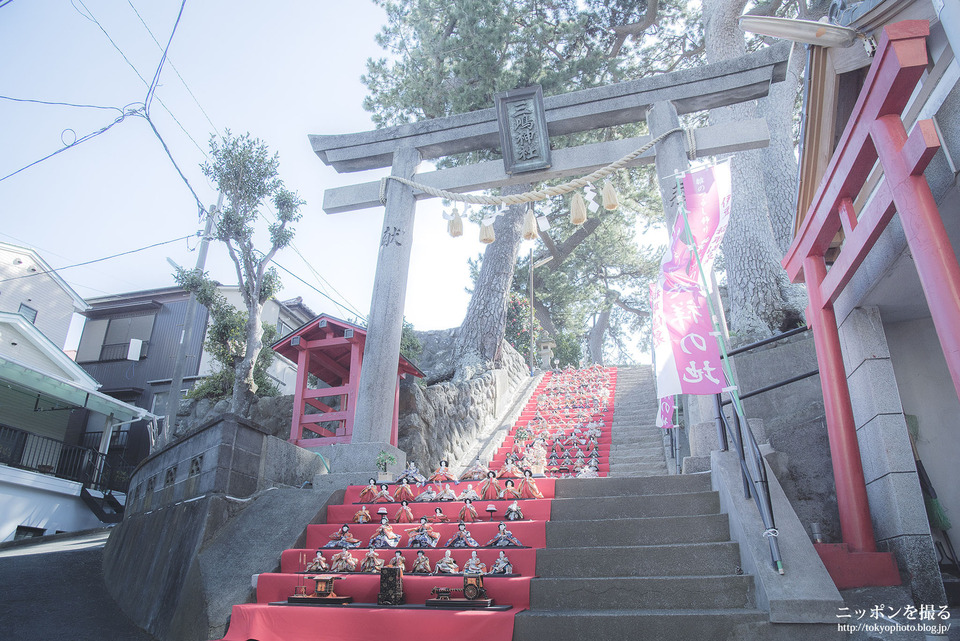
[308,43,790,475]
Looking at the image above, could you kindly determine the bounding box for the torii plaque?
[308,43,790,471]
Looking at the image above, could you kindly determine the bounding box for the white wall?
[0,465,103,542]
[0,246,79,350]
[885,317,960,545]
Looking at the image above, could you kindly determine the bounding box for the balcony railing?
[0,424,132,493]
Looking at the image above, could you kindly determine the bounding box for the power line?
[144,0,186,115]
[0,106,142,183]
[0,94,123,113]
[0,234,197,285]
[74,0,208,158]
[126,0,222,140]
[273,260,368,323]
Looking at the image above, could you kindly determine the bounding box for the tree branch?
[609,0,661,58]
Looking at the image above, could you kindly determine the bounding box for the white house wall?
[0,246,79,350]
[0,465,102,542]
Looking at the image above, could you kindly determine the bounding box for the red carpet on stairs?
[217,366,617,641]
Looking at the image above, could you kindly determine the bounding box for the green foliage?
[505,291,542,363]
[176,266,282,402]
[400,319,423,364]
[196,131,304,407]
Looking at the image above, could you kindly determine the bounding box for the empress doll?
[459,499,479,523]
[428,459,457,484]
[358,478,378,503]
[394,477,416,502]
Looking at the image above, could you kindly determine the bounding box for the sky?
[0,0,487,347]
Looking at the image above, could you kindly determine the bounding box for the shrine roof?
[271,314,423,381]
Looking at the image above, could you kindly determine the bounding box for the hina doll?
[360,548,384,573]
[437,484,458,501]
[429,507,450,523]
[394,477,416,502]
[497,455,523,479]
[500,479,521,500]
[406,517,440,548]
[478,471,501,501]
[428,459,457,484]
[369,516,401,548]
[410,549,432,574]
[387,550,406,571]
[353,505,372,524]
[518,469,544,499]
[458,499,479,523]
[458,457,488,481]
[330,548,358,572]
[457,484,480,501]
[434,550,460,574]
[372,483,395,503]
[325,524,362,549]
[445,521,480,548]
[489,550,513,574]
[396,461,426,485]
[503,500,524,521]
[485,522,524,547]
[394,500,415,523]
[358,478,378,503]
[463,550,487,574]
[304,550,328,572]
[414,484,438,502]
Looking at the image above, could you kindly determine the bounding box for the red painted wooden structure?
[272,315,422,448]
[783,20,951,586]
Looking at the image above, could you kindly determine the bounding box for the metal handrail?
[711,325,813,575]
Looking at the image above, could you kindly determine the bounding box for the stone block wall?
[127,414,325,515]
[398,342,527,472]
[837,306,945,605]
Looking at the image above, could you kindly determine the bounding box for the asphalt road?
[0,530,157,641]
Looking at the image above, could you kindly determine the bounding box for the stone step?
[545,513,731,547]
[514,609,841,641]
[609,464,670,477]
[553,474,711,498]
[535,541,743,578]
[550,492,720,520]
[530,575,754,610]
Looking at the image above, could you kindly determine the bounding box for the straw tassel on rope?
[447,207,463,238]
[522,204,538,241]
[479,221,496,244]
[570,193,587,226]
[602,181,619,210]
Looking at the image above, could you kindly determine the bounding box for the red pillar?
[872,115,960,400]
[804,255,877,553]
[289,347,309,443]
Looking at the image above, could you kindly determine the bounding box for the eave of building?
[0,242,89,312]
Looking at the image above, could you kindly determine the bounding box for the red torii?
[272,315,423,448]
[784,20,952,586]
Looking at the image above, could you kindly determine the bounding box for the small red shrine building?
[272,315,423,448]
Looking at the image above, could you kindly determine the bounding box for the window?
[76,313,156,362]
[277,319,294,339]
[14,525,45,540]
[18,303,37,324]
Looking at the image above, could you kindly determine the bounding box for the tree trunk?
[703,0,805,343]
[231,298,263,415]
[454,183,527,380]
[587,308,611,365]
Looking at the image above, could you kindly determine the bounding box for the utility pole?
[160,194,221,449]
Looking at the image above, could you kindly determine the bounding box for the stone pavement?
[0,529,157,641]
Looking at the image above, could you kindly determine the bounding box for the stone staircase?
[514,474,839,641]
[610,366,669,477]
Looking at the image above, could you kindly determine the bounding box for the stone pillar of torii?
[308,43,790,473]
